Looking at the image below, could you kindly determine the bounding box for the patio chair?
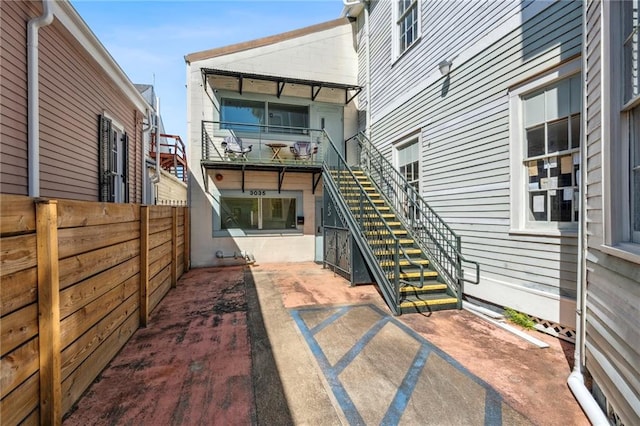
[222,136,252,160]
[290,141,318,162]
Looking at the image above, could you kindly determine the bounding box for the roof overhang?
[201,68,362,105]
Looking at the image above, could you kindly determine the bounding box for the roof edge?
[185,17,351,64]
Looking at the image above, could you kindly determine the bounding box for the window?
[396,138,420,220]
[396,0,420,55]
[623,0,640,243]
[99,114,129,203]
[509,59,581,234]
[221,98,308,134]
[220,196,297,231]
[522,75,581,226]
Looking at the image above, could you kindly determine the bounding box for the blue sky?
[71,1,344,140]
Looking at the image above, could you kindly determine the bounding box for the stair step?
[352,206,391,212]
[347,198,385,204]
[368,238,414,245]
[375,248,421,256]
[364,221,401,227]
[399,297,458,310]
[362,214,396,219]
[366,229,408,236]
[390,270,439,280]
[379,258,429,267]
[400,283,447,293]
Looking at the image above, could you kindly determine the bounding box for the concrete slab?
[63,263,589,426]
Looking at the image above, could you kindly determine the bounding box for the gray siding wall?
[0,0,144,202]
[365,1,583,322]
[584,1,640,423]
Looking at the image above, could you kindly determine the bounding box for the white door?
[316,107,344,156]
[315,196,323,262]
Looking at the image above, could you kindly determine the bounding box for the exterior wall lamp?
[438,60,452,76]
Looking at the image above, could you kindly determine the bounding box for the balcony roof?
[201,68,362,104]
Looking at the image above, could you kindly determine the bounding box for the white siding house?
[346,0,583,337]
[185,18,360,267]
[581,0,640,423]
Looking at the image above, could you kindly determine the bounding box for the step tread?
[375,248,421,256]
[400,283,447,292]
[391,271,439,280]
[379,258,429,267]
[399,297,458,308]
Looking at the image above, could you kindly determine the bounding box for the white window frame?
[392,0,421,60]
[509,59,581,236]
[600,0,640,263]
[103,112,127,203]
[393,132,422,220]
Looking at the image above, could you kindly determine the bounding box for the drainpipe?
[27,0,54,197]
[153,96,161,184]
[566,3,609,424]
[141,107,153,204]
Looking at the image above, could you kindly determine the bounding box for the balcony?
[201,121,328,172]
[150,133,188,182]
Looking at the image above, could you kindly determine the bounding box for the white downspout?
[566,2,609,424]
[152,96,161,203]
[27,0,54,197]
[364,1,371,137]
[141,107,153,204]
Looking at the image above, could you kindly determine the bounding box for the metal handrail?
[348,132,480,293]
[322,129,436,313]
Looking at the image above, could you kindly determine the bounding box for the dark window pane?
[221,99,264,132]
[221,198,258,229]
[529,192,547,221]
[550,192,572,221]
[548,118,569,152]
[268,103,308,134]
[571,114,581,148]
[527,125,545,157]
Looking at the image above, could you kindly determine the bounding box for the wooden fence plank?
[171,208,177,288]
[61,294,138,381]
[148,206,173,220]
[1,234,37,277]
[140,206,149,327]
[58,240,140,290]
[36,200,62,425]
[61,309,138,414]
[60,274,139,349]
[0,195,35,236]
[59,257,139,319]
[148,228,172,250]
[0,372,39,426]
[56,200,139,228]
[0,337,39,399]
[149,217,172,233]
[57,221,140,259]
[1,304,38,357]
[149,273,171,313]
[149,240,171,269]
[0,267,37,316]
[149,263,171,295]
[183,207,190,273]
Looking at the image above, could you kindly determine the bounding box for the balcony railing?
[201,120,328,167]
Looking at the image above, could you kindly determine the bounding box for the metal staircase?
[322,131,479,315]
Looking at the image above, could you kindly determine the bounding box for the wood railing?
[0,195,190,425]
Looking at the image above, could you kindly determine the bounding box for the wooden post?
[171,207,177,288]
[140,206,149,326]
[36,200,62,425]
[183,206,190,272]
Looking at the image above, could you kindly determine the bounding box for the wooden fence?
[0,195,190,425]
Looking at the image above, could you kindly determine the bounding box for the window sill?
[392,35,422,66]
[509,228,578,238]
[214,229,304,238]
[599,243,640,265]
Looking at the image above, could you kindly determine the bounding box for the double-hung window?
[523,75,581,226]
[623,0,640,243]
[396,138,420,220]
[395,0,420,57]
[98,114,129,203]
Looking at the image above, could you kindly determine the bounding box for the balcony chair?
[222,136,252,160]
[290,141,318,162]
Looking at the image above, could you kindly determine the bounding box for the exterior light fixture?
[438,60,452,76]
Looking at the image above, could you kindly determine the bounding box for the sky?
[71,0,345,140]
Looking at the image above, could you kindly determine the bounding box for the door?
[315,196,323,262]
[315,106,344,156]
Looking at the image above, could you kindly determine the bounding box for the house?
[185,18,360,266]
[136,84,188,206]
[578,0,640,424]
[1,0,151,203]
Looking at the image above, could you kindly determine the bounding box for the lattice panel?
[531,316,576,342]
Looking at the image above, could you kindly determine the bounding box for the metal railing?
[348,132,479,301]
[201,120,327,166]
[323,131,428,314]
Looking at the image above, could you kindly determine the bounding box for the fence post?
[183,206,190,272]
[140,206,149,326]
[171,207,177,288]
[36,200,61,425]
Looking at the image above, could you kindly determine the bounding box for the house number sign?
[249,190,267,196]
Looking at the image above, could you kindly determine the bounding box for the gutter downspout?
[566,2,609,424]
[27,0,54,197]
[152,96,161,202]
[364,1,371,138]
[141,107,153,204]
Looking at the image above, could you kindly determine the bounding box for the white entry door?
[315,106,344,155]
